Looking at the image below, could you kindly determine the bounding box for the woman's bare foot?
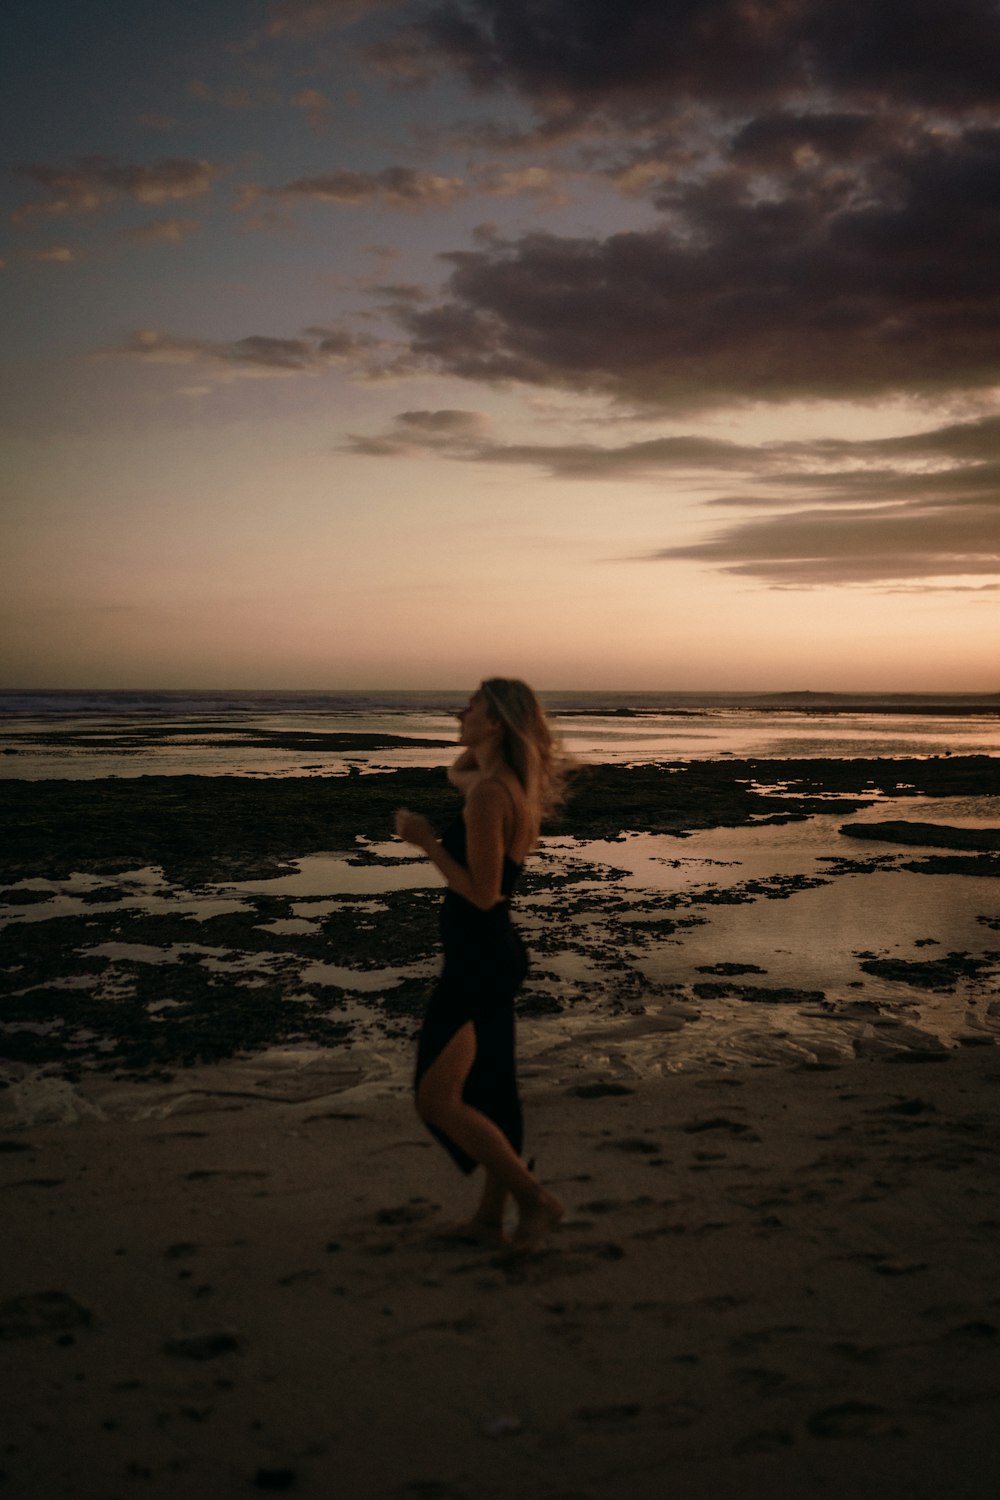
[510,1190,565,1252]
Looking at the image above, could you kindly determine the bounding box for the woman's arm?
[395,779,507,910]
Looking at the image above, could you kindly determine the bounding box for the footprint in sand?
[0,1290,92,1339]
[162,1330,241,1360]
[2,1177,66,1189]
[807,1401,902,1439]
[575,1402,643,1425]
[731,1366,795,1395]
[164,1241,199,1259]
[183,1169,268,1181]
[728,1324,805,1354]
[653,1398,704,1428]
[827,1340,884,1365]
[683,1117,758,1139]
[565,1082,636,1098]
[733,1428,795,1454]
[390,1483,471,1500]
[375,1200,439,1226]
[596,1138,661,1154]
[577,1195,655,1214]
[254,1468,297,1492]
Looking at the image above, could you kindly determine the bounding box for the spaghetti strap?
[482,774,526,868]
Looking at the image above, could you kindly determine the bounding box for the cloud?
[262,0,394,41]
[116,326,371,378]
[388,122,1000,411]
[345,406,492,454]
[345,415,766,474]
[246,165,466,209]
[13,157,220,221]
[370,281,430,304]
[648,413,1000,586]
[471,163,568,202]
[123,217,200,245]
[345,405,1000,586]
[356,6,1000,423]
[242,160,569,215]
[395,407,491,435]
[654,501,1000,586]
[187,80,271,111]
[383,0,1000,123]
[30,246,78,264]
[729,110,888,169]
[292,88,334,130]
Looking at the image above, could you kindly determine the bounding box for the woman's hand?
[394,807,435,851]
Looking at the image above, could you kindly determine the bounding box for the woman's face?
[457,688,499,747]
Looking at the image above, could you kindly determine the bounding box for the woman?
[394,678,567,1250]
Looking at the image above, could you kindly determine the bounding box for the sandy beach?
[4,1049,1000,1499]
[3,755,1000,1497]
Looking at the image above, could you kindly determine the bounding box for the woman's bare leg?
[417,1022,564,1249]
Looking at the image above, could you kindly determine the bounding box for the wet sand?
[2,757,1000,1496]
[1,757,997,1080]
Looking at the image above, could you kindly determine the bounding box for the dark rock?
[840,821,1000,851]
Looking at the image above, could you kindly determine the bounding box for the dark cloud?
[360,5,1000,421]
[392,124,1000,409]
[730,111,886,169]
[383,1,1000,119]
[13,157,220,221]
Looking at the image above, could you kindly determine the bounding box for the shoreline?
[2,757,998,1087]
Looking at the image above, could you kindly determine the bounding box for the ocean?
[2,688,999,779]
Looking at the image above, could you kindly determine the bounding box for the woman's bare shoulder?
[470,772,525,808]
[463,774,510,813]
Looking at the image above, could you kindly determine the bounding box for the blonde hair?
[480,677,572,824]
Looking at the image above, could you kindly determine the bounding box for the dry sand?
[4,1048,1000,1500]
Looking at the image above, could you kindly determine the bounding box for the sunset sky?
[3,0,999,691]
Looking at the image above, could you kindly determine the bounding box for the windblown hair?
[480,677,573,825]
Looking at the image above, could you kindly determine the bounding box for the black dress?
[414,812,528,1173]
